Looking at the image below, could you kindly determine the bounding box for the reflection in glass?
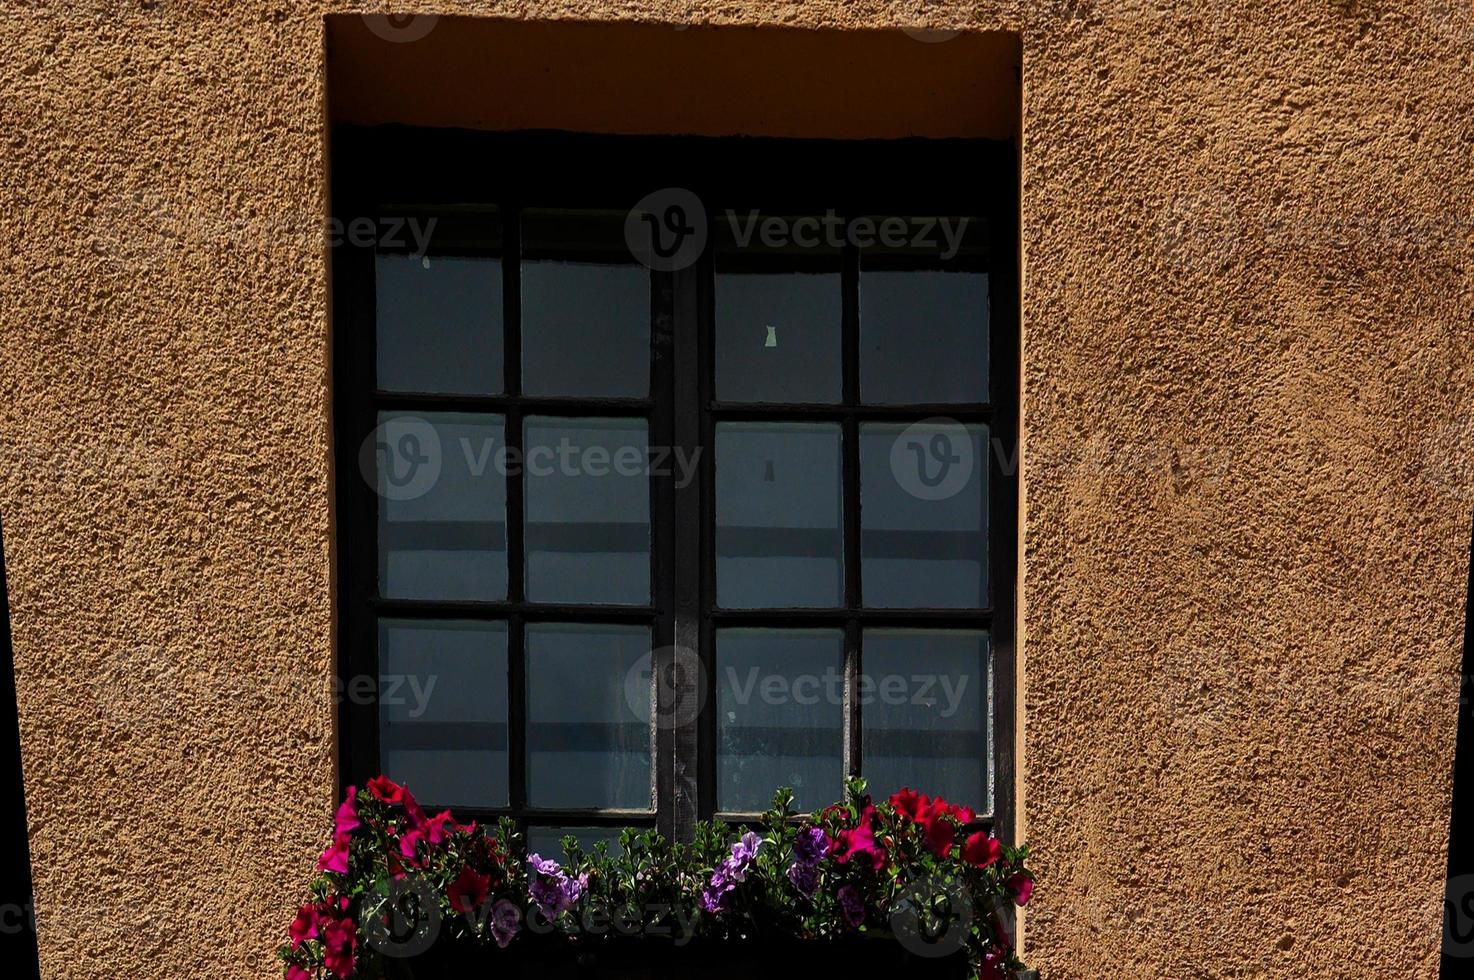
[860,423,987,608]
[378,412,507,601]
[525,417,650,605]
[715,243,841,403]
[861,629,990,813]
[379,619,509,808]
[377,253,503,395]
[527,623,652,810]
[716,423,842,608]
[717,629,843,812]
[860,269,988,404]
[521,210,649,398]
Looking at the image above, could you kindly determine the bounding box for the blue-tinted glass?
[524,417,650,605]
[860,422,987,608]
[716,423,842,608]
[377,412,507,601]
[861,629,990,814]
[526,827,627,863]
[378,619,509,808]
[521,210,649,397]
[377,252,503,394]
[527,624,652,810]
[716,629,843,812]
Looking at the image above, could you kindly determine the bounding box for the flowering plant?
[279,776,1034,980]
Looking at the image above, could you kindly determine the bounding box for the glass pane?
[527,624,653,810]
[377,412,507,601]
[861,629,991,814]
[526,826,627,863]
[378,619,509,808]
[717,629,844,812]
[715,423,842,608]
[860,422,987,609]
[376,247,503,395]
[860,217,989,404]
[521,210,650,398]
[525,417,650,605]
[715,215,841,403]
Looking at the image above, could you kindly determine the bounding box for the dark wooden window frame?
[332,127,1019,845]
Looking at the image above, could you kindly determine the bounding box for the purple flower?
[793,826,828,866]
[489,899,521,949]
[527,853,587,919]
[787,861,819,896]
[701,831,764,915]
[837,883,865,928]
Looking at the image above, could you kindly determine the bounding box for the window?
[334,130,1017,847]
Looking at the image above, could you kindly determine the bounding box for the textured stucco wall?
[1,2,1472,979]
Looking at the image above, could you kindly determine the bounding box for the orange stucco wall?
[1,3,1472,978]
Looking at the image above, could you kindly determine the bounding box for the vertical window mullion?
[504,206,528,813]
[841,226,862,782]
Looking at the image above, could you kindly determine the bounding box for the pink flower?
[830,807,887,870]
[1007,872,1033,906]
[317,832,351,875]
[286,966,312,980]
[962,831,1001,869]
[397,828,425,866]
[334,786,360,836]
[287,904,320,948]
[321,917,357,978]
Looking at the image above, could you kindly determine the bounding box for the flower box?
[281,777,1036,980]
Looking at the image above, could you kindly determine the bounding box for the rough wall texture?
[0,2,1471,979]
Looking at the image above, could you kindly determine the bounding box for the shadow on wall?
[1446,509,1474,975]
[0,519,40,979]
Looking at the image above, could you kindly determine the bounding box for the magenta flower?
[334,786,361,837]
[1007,872,1033,906]
[317,832,351,875]
[287,904,319,948]
[286,966,312,980]
[321,917,357,977]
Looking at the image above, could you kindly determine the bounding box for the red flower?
[321,917,357,978]
[286,966,312,980]
[918,800,959,857]
[317,831,351,874]
[447,865,492,916]
[889,788,929,821]
[962,831,1001,868]
[366,776,407,804]
[423,810,463,845]
[288,904,320,948]
[1007,872,1033,906]
[334,786,361,837]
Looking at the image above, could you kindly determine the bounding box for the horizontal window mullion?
[373,391,655,415]
[446,807,657,824]
[709,402,991,422]
[708,608,991,625]
[371,598,657,623]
